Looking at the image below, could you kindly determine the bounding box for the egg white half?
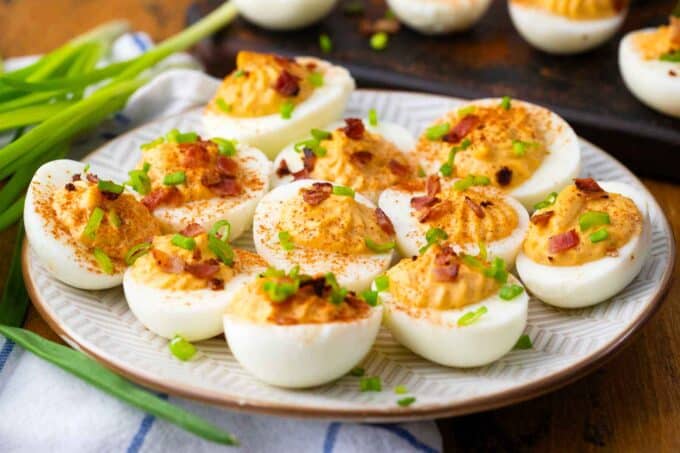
[233,0,338,30]
[516,181,651,308]
[382,275,528,367]
[508,1,626,54]
[24,159,124,289]
[224,306,382,388]
[124,249,266,341]
[386,0,492,35]
[151,144,271,239]
[619,29,680,118]
[202,57,355,158]
[253,179,394,292]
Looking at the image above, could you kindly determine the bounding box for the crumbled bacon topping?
[292,168,310,180]
[410,195,440,211]
[192,248,202,261]
[302,149,317,173]
[574,177,604,193]
[388,159,410,177]
[531,211,554,227]
[216,156,238,177]
[184,259,221,279]
[496,166,512,186]
[152,249,184,274]
[64,183,76,191]
[350,151,373,166]
[443,115,480,143]
[204,176,242,196]
[180,223,204,237]
[432,246,460,282]
[276,159,291,177]
[301,182,333,206]
[86,173,99,184]
[342,118,365,140]
[100,190,121,201]
[72,174,81,182]
[208,278,224,291]
[465,196,485,218]
[272,70,300,97]
[375,208,395,235]
[548,230,580,253]
[142,187,183,211]
[418,200,451,223]
[425,175,441,197]
[181,142,210,168]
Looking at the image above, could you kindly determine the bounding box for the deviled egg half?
[233,0,338,30]
[381,243,528,367]
[130,130,270,239]
[386,0,493,35]
[414,97,580,210]
[124,221,267,341]
[223,266,382,388]
[202,51,355,158]
[272,116,416,202]
[379,175,529,265]
[24,159,161,290]
[619,14,680,118]
[508,0,628,54]
[516,178,651,308]
[253,179,396,292]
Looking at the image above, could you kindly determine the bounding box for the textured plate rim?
[22,89,676,421]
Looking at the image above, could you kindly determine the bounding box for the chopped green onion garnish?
[483,257,508,284]
[440,142,465,177]
[370,32,389,51]
[513,334,533,350]
[83,163,91,174]
[359,376,382,392]
[426,122,450,141]
[294,138,327,157]
[578,211,610,231]
[108,209,122,228]
[333,185,355,197]
[500,96,512,110]
[141,137,164,150]
[278,231,295,251]
[458,105,476,117]
[82,207,104,240]
[280,101,295,119]
[166,129,198,144]
[127,167,151,195]
[261,266,286,279]
[143,162,151,172]
[533,192,558,210]
[457,306,488,327]
[171,233,196,251]
[453,174,490,191]
[208,233,234,266]
[319,33,333,53]
[169,335,196,361]
[462,254,484,270]
[311,128,332,141]
[589,228,610,243]
[262,279,298,303]
[125,242,152,266]
[325,272,347,305]
[419,227,449,254]
[660,50,680,62]
[308,72,324,87]
[374,275,389,292]
[163,171,186,186]
[97,179,124,195]
[360,290,379,306]
[234,69,246,78]
[212,137,237,156]
[93,248,114,275]
[417,166,426,178]
[350,366,365,377]
[368,108,378,127]
[478,241,487,261]
[439,162,453,177]
[499,284,524,301]
[397,397,416,407]
[512,140,527,156]
[209,220,231,241]
[216,98,232,113]
[394,385,408,394]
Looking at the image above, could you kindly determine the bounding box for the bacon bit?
[465,196,485,218]
[359,18,401,35]
[300,276,326,297]
[142,187,182,210]
[375,208,395,235]
[272,70,300,97]
[434,245,457,265]
[192,248,202,261]
[208,278,224,290]
[418,200,452,223]
[301,182,333,206]
[185,260,221,279]
[342,118,365,140]
[411,195,440,211]
[64,183,76,191]
[302,148,317,172]
[181,142,210,168]
[480,200,493,208]
[206,177,242,196]
[100,190,121,201]
[72,174,81,182]
[216,156,238,177]
[305,62,318,70]
[292,168,310,180]
[276,159,291,177]
[350,151,373,166]
[548,230,580,253]
[388,159,410,177]
[531,210,554,227]
[426,175,441,197]
[574,177,604,193]
[200,170,222,186]
[86,173,99,184]
[180,223,204,237]
[495,166,513,186]
[433,263,460,282]
[443,115,480,143]
[152,249,184,274]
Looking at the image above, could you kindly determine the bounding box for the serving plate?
[22,90,675,421]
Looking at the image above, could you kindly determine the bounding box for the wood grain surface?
[0,1,678,451]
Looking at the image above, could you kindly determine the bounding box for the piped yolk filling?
[512,0,628,20]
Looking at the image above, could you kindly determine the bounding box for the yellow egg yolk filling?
[634,18,680,61]
[523,184,642,266]
[206,51,318,118]
[512,0,627,20]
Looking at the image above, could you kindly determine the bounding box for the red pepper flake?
[531,211,554,227]
[142,187,183,210]
[216,155,238,177]
[272,70,301,97]
[443,115,480,143]
[548,229,580,253]
[276,159,291,177]
[301,182,333,206]
[375,208,395,235]
[181,142,210,168]
[208,278,225,291]
[426,175,441,197]
[388,159,410,177]
[574,177,604,193]
[465,196,485,218]
[350,151,373,166]
[185,260,221,279]
[495,166,513,186]
[64,183,76,191]
[86,173,99,184]
[342,118,365,140]
[180,223,204,237]
[152,249,184,274]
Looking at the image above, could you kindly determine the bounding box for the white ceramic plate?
[22,90,674,421]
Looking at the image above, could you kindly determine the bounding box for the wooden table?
[1,1,678,451]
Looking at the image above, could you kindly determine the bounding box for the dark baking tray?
[190,0,680,181]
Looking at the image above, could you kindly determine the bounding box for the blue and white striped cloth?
[0,33,442,453]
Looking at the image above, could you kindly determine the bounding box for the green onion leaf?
[453,174,489,191]
[262,279,298,303]
[333,185,355,197]
[533,191,558,210]
[478,241,488,261]
[360,290,379,306]
[125,242,152,266]
[319,33,333,53]
[660,50,680,62]
[141,137,164,151]
[462,254,484,270]
[166,129,198,144]
[308,72,324,87]
[500,96,512,110]
[426,122,450,141]
[280,100,295,119]
[350,366,365,377]
[578,211,610,231]
[208,234,234,266]
[325,272,347,305]
[359,376,382,392]
[216,98,232,113]
[368,108,378,127]
[311,128,332,141]
[417,166,426,178]
[457,306,488,327]
[83,163,91,174]
[374,275,389,292]
[513,334,533,350]
[482,256,508,284]
[163,171,186,186]
[370,32,389,51]
[93,248,114,274]
[209,220,231,241]
[397,397,416,407]
[394,385,408,394]
[419,227,449,254]
[171,233,196,251]
[212,137,237,156]
[499,284,524,301]
[458,105,476,117]
[233,69,246,78]
[108,209,121,228]
[589,228,610,243]
[439,162,453,177]
[169,335,196,361]
[97,179,124,195]
[126,168,151,195]
[294,138,326,157]
[261,267,286,279]
[278,230,295,251]
[512,140,527,157]
[82,207,104,240]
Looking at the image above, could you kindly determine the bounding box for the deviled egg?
[223,267,382,388]
[202,51,355,158]
[619,14,680,118]
[131,130,270,239]
[24,159,162,289]
[508,0,628,54]
[233,0,338,30]
[516,178,651,308]
[124,221,267,341]
[253,179,396,292]
[379,175,529,264]
[413,97,580,210]
[272,116,416,202]
[381,243,528,367]
[386,0,493,35]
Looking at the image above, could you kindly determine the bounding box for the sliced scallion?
[171,233,196,251]
[374,275,389,292]
[93,248,114,274]
[308,72,324,87]
[280,101,295,119]
[311,128,332,141]
[360,290,379,306]
[365,238,395,253]
[209,220,231,241]
[578,211,610,231]
[499,284,524,301]
[589,228,610,243]
[163,171,186,186]
[141,137,163,150]
[394,385,408,395]
[513,334,533,350]
[124,242,152,266]
[426,122,450,141]
[457,306,488,327]
[533,191,558,210]
[350,366,365,377]
[97,179,124,194]
[397,397,416,407]
[82,207,105,240]
[319,33,333,53]
[169,335,196,361]
[368,108,378,127]
[216,98,232,113]
[332,185,355,197]
[108,209,121,228]
[360,376,382,392]
[212,137,237,156]
[278,231,295,251]
[458,105,476,117]
[500,96,512,110]
[370,32,389,51]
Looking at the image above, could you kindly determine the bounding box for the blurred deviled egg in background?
[508,0,629,54]
[233,0,338,30]
[202,51,355,158]
[387,0,493,34]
